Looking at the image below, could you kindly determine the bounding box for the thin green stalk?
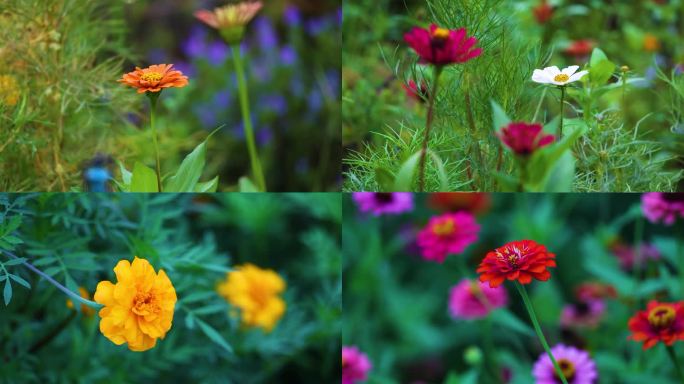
[532,87,548,123]
[418,66,442,192]
[515,282,568,384]
[666,345,684,384]
[148,93,162,192]
[558,86,565,139]
[232,45,266,192]
[2,250,101,309]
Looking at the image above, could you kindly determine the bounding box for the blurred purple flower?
[213,90,232,108]
[207,41,229,66]
[173,61,197,79]
[255,17,278,49]
[337,7,342,26]
[280,45,297,66]
[183,26,208,58]
[305,18,329,36]
[147,48,168,64]
[260,94,287,115]
[257,126,273,146]
[308,88,323,112]
[561,299,606,328]
[193,104,218,128]
[283,5,302,27]
[295,158,309,174]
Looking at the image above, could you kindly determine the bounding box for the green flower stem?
[666,345,684,384]
[515,282,568,384]
[2,250,102,309]
[418,66,443,192]
[232,45,266,192]
[558,86,565,140]
[147,93,162,192]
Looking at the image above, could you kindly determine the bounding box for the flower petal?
[562,65,579,76]
[532,69,552,84]
[569,70,589,83]
[545,66,561,77]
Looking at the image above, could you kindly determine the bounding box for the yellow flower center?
[556,358,576,381]
[141,72,163,83]
[432,218,456,236]
[132,291,159,316]
[648,305,676,328]
[432,27,450,40]
[496,246,523,269]
[553,74,569,83]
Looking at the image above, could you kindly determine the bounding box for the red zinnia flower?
[563,39,595,58]
[498,122,555,156]
[628,301,684,350]
[477,240,556,287]
[402,79,429,102]
[532,0,553,24]
[404,24,482,66]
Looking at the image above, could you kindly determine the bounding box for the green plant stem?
[232,45,266,192]
[464,74,483,189]
[666,345,684,384]
[532,87,548,123]
[148,94,162,192]
[418,66,442,192]
[2,250,101,309]
[558,86,565,139]
[515,282,569,384]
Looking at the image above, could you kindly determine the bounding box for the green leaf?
[238,177,259,192]
[165,140,208,192]
[541,152,575,192]
[130,162,159,192]
[194,176,219,192]
[2,215,22,235]
[374,167,394,191]
[3,257,26,266]
[3,279,11,305]
[2,236,23,245]
[9,274,30,289]
[490,309,535,337]
[490,99,511,133]
[119,161,132,186]
[589,48,615,86]
[195,318,233,353]
[393,151,421,191]
[427,150,449,191]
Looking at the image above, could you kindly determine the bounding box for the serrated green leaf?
[3,257,26,266]
[195,318,233,353]
[2,236,23,245]
[130,162,159,192]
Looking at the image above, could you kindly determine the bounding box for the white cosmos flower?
[532,65,588,86]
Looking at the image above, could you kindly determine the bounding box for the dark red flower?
[477,240,556,287]
[402,79,429,102]
[498,122,555,156]
[428,193,491,215]
[628,301,684,350]
[532,0,553,24]
[575,282,618,301]
[404,24,482,66]
[563,40,595,58]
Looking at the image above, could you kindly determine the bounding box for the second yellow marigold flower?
[94,257,177,352]
[216,263,286,332]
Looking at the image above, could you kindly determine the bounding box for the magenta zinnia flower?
[342,346,372,384]
[560,300,606,329]
[404,24,482,66]
[641,193,684,225]
[610,242,661,270]
[416,212,480,263]
[532,344,598,384]
[352,193,413,216]
[498,122,555,156]
[448,279,507,319]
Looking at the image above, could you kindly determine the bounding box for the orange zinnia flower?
[628,301,684,350]
[477,240,556,287]
[118,64,188,94]
[94,257,177,351]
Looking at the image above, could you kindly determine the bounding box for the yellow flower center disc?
[141,72,163,83]
[554,74,569,83]
[648,305,675,328]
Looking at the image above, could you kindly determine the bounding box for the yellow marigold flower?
[66,286,95,316]
[643,34,660,52]
[216,263,286,332]
[0,75,20,106]
[94,257,177,352]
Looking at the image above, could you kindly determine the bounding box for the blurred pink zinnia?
[560,300,606,328]
[352,193,413,216]
[498,122,555,156]
[416,212,480,263]
[404,24,482,66]
[533,344,598,384]
[611,242,661,270]
[641,193,684,225]
[342,346,372,384]
[448,279,507,319]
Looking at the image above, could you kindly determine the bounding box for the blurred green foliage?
[0,193,341,383]
[343,193,683,383]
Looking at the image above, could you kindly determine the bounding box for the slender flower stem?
[232,45,266,192]
[666,345,684,384]
[558,86,565,140]
[2,250,102,309]
[147,93,162,192]
[464,74,483,189]
[515,282,569,384]
[532,87,548,123]
[418,66,443,192]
